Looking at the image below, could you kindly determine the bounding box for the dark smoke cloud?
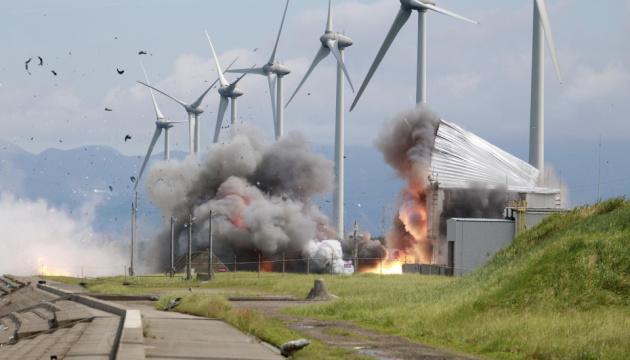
[439,186,508,234]
[143,127,343,273]
[375,105,440,181]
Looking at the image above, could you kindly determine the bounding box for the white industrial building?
[407,120,565,275]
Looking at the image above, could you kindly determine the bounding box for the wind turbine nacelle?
[187,106,204,115]
[401,0,436,10]
[320,32,353,49]
[219,86,244,98]
[157,121,174,129]
[265,63,291,76]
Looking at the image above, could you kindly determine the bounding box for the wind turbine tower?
[228,0,291,140]
[351,0,477,110]
[286,0,355,239]
[528,0,562,178]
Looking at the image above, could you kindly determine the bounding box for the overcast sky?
[1,0,629,203]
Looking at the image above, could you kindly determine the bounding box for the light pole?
[208,211,214,280]
[353,221,359,273]
[186,214,194,280]
[130,191,138,276]
[170,216,176,277]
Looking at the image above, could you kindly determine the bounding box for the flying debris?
[116,68,125,75]
[124,134,132,142]
[104,108,113,112]
[25,58,32,74]
[51,70,57,76]
[37,56,43,66]
[58,139,63,143]
[108,185,113,192]
[138,50,148,55]
[130,176,136,183]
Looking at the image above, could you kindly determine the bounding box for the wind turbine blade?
[286,46,330,107]
[267,73,277,127]
[350,6,411,111]
[411,0,478,24]
[231,65,256,87]
[535,0,562,82]
[326,0,333,32]
[270,0,291,63]
[205,30,229,86]
[214,96,229,143]
[327,39,355,92]
[140,63,166,119]
[226,67,266,75]
[137,81,188,108]
[134,127,163,190]
[191,57,241,108]
[191,77,221,108]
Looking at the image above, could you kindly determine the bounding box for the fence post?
[306,256,310,275]
[258,253,261,278]
[380,258,383,275]
[330,254,334,276]
[233,255,237,273]
[282,252,286,275]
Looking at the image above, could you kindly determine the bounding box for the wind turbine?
[134,64,183,192]
[350,0,477,110]
[227,0,291,140]
[136,58,238,154]
[285,0,355,240]
[528,0,561,178]
[205,31,250,143]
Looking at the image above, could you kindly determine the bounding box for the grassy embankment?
[51,198,630,359]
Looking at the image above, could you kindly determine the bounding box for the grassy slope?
[51,199,630,359]
[289,198,630,359]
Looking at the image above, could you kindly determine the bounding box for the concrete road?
[116,301,282,360]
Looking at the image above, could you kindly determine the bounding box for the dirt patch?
[230,300,478,360]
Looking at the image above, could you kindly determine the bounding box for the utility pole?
[186,214,193,280]
[597,135,602,202]
[170,216,175,277]
[208,211,214,280]
[353,221,359,273]
[130,191,137,276]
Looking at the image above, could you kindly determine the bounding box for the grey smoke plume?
[375,105,440,181]
[144,126,342,273]
[358,105,440,262]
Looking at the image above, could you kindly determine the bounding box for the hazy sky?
[1,0,629,203]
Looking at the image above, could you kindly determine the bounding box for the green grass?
[52,199,630,359]
[154,292,371,360]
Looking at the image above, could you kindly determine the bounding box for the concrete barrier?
[37,283,146,360]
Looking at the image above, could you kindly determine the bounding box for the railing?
[40,256,479,279]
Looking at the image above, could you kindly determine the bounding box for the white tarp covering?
[430,120,540,191]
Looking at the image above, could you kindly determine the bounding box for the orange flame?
[360,180,432,275]
[260,258,274,272]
